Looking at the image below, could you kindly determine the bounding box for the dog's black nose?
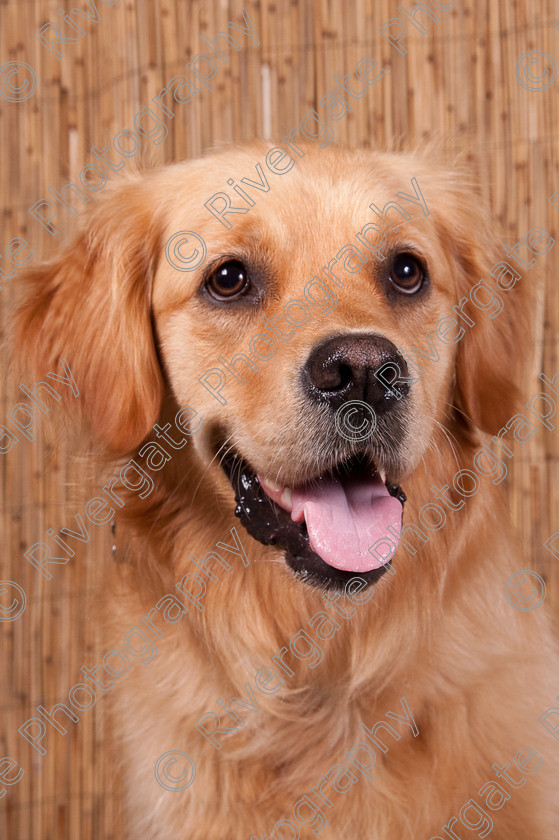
[302,334,409,414]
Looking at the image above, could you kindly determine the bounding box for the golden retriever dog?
[13,143,559,839]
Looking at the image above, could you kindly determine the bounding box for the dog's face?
[15,144,528,590]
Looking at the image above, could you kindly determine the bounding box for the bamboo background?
[0,0,558,837]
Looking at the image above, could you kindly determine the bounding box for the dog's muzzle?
[221,333,409,590]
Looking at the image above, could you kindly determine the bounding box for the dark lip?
[219,447,406,592]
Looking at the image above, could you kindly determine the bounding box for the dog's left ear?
[432,176,533,436]
[12,175,165,455]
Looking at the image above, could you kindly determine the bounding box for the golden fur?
[13,143,559,838]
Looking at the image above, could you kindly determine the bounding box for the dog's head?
[14,144,529,590]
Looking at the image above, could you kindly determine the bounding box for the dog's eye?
[389,253,424,294]
[206,260,249,300]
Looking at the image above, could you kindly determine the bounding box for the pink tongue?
[290,474,402,572]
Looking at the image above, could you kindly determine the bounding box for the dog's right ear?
[419,156,533,438]
[12,176,165,456]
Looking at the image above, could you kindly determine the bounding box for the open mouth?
[220,448,406,590]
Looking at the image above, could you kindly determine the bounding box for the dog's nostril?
[309,356,352,391]
[336,363,354,390]
[303,334,408,414]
